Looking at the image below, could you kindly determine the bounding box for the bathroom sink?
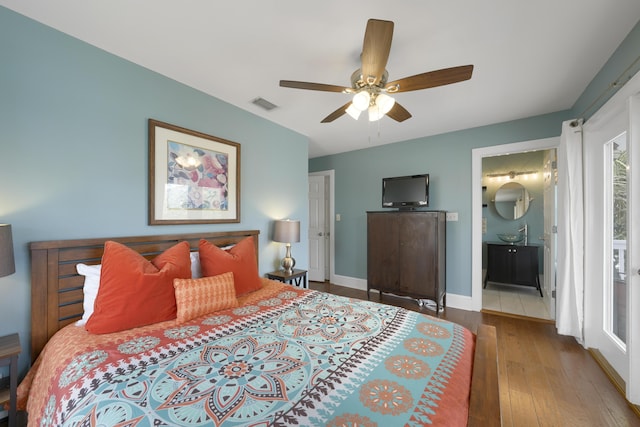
[497,233,524,244]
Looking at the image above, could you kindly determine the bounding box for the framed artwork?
[148,119,240,225]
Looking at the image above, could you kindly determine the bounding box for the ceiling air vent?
[252,97,278,111]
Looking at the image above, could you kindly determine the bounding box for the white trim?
[446,293,475,311]
[472,137,560,312]
[627,93,640,403]
[331,273,367,290]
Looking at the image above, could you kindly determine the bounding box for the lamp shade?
[346,104,362,120]
[273,219,300,243]
[352,91,371,111]
[0,224,15,277]
[368,93,395,121]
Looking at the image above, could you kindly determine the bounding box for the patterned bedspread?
[19,280,475,426]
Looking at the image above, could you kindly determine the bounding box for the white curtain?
[556,118,584,341]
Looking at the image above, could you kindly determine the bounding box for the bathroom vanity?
[484,243,542,296]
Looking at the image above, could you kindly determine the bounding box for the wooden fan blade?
[385,65,474,93]
[361,19,394,86]
[321,102,352,123]
[386,102,412,122]
[280,80,350,93]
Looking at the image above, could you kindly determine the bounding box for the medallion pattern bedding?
[19,280,475,426]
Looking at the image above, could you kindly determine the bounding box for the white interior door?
[542,149,557,319]
[584,75,640,404]
[308,175,326,281]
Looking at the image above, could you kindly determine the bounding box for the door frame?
[472,137,560,311]
[542,149,558,319]
[309,170,336,283]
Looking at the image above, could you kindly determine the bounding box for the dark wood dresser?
[367,211,446,312]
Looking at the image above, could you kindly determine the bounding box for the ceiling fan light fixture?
[368,93,395,121]
[368,105,384,122]
[376,93,395,113]
[345,104,362,120]
[352,91,371,111]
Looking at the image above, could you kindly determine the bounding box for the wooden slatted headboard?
[29,230,259,363]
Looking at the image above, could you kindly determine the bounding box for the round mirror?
[494,182,531,220]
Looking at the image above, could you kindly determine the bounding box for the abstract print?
[166,140,229,211]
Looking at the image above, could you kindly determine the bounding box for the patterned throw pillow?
[174,272,238,323]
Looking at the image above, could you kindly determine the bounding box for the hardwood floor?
[310,281,640,427]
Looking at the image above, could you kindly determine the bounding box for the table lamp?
[273,219,300,274]
[0,224,15,277]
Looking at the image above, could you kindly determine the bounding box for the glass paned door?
[607,134,627,345]
[584,81,640,405]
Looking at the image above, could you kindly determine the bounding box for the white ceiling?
[2,1,639,158]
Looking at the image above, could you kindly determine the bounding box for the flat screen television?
[382,174,429,209]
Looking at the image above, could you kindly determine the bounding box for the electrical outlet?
[446,212,458,221]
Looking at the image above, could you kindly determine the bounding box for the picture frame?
[148,119,240,225]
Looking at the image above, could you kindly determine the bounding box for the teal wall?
[0,7,308,376]
[309,18,640,298]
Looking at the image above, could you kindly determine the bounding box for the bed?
[20,230,500,426]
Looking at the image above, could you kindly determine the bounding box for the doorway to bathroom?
[481,149,556,320]
[471,137,560,321]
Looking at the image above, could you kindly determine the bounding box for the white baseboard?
[328,274,477,312]
[330,274,367,291]
[445,293,475,311]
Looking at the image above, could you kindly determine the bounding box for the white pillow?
[191,245,234,279]
[190,251,202,279]
[75,263,102,326]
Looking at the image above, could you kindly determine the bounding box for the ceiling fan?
[280,19,473,123]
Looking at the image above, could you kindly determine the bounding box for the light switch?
[336,214,341,221]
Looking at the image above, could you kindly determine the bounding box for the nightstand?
[266,269,308,289]
[0,333,20,427]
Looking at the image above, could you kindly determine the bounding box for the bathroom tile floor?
[482,282,552,320]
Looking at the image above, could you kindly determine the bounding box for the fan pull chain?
[366,114,384,146]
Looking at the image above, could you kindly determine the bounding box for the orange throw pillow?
[199,237,262,296]
[174,272,238,323]
[86,240,191,334]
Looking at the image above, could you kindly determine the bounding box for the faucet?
[518,223,528,245]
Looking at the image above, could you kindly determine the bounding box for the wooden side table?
[266,269,308,289]
[0,333,20,427]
